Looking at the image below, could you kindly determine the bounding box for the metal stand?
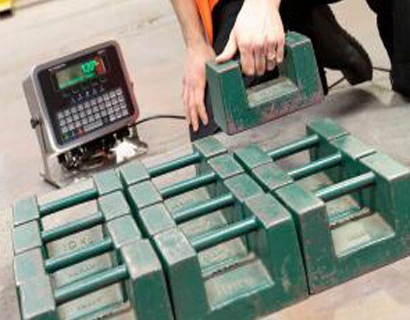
[38,122,148,188]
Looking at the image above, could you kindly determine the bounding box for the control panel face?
[32,42,137,151]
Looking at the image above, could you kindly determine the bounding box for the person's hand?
[182,43,215,132]
[216,0,285,76]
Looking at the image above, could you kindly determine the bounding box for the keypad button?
[64,110,70,116]
[116,88,123,96]
[103,93,110,101]
[68,124,75,131]
[118,96,125,102]
[78,104,84,111]
[97,97,104,104]
[84,119,103,133]
[66,116,73,124]
[61,126,68,134]
[75,121,81,128]
[59,119,66,126]
[86,109,92,116]
[95,113,101,120]
[90,99,97,106]
[84,101,91,108]
[71,106,78,113]
[73,114,80,121]
[110,91,116,98]
[122,110,129,117]
[79,111,86,118]
[101,110,107,117]
[57,112,64,120]
[82,118,89,125]
[93,106,99,113]
[89,115,95,122]
[111,98,119,105]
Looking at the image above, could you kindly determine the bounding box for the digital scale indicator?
[55,56,106,90]
[24,40,139,154]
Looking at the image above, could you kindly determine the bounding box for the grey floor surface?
[2,0,410,319]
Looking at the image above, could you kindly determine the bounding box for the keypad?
[56,87,129,142]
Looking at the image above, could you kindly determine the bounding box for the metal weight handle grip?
[191,217,259,252]
[206,32,324,134]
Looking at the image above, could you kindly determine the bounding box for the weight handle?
[267,134,320,160]
[39,188,99,217]
[148,152,202,178]
[192,217,259,252]
[288,152,343,180]
[54,264,128,306]
[316,172,376,202]
[160,172,218,199]
[173,193,235,224]
[45,238,113,274]
[42,211,104,244]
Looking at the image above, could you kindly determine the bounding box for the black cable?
[328,66,391,91]
[328,77,346,90]
[130,114,186,128]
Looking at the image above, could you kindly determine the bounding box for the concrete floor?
[2,0,410,319]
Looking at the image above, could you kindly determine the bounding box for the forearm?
[169,0,208,49]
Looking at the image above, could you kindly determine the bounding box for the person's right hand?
[182,43,215,132]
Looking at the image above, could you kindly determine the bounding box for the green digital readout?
[56,56,106,90]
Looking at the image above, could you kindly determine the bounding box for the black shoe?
[392,65,410,98]
[310,5,373,85]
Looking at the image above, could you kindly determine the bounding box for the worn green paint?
[118,159,150,187]
[273,150,410,294]
[117,136,226,189]
[275,147,410,293]
[306,118,348,141]
[13,169,122,227]
[127,180,162,216]
[18,239,174,320]
[139,204,177,237]
[192,136,227,159]
[12,191,131,258]
[18,276,58,320]
[16,219,174,319]
[223,118,410,294]
[15,215,140,284]
[206,32,324,134]
[13,220,42,255]
[138,173,259,239]
[234,144,272,172]
[121,240,175,320]
[153,193,307,320]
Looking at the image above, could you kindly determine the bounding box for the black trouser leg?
[367,0,410,95]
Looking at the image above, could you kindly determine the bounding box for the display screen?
[55,56,106,90]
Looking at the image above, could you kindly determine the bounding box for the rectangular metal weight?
[231,118,410,293]
[153,193,307,320]
[14,213,173,320]
[12,175,173,320]
[206,32,324,135]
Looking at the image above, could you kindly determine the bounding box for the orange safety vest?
[195,0,220,44]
